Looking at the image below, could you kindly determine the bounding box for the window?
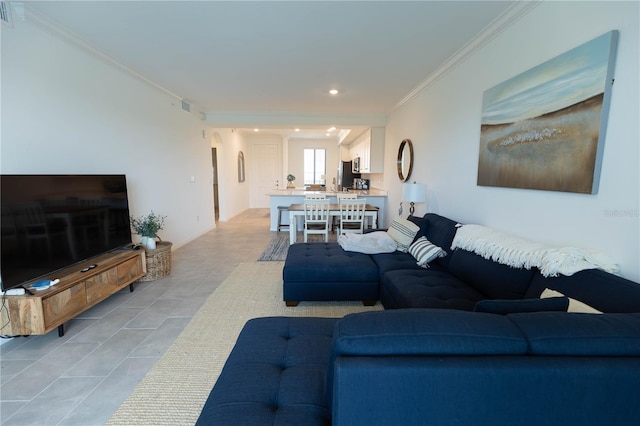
[303,149,326,185]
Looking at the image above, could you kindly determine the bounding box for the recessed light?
[328,127,336,131]
[294,128,300,132]
[254,128,259,132]
[329,89,339,95]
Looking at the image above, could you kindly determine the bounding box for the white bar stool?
[277,206,290,232]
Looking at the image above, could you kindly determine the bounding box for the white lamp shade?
[402,182,426,203]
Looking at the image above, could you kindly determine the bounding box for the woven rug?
[257,233,290,261]
[107,261,382,425]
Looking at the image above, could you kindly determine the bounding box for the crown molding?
[392,1,541,112]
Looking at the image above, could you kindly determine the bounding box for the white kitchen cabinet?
[349,127,385,173]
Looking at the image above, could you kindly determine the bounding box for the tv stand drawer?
[43,285,87,329]
[85,268,120,304]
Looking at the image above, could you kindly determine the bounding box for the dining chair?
[303,199,331,242]
[333,192,358,231]
[338,198,367,235]
[336,193,358,200]
[304,193,327,200]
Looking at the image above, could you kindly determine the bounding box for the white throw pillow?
[387,217,420,253]
[540,288,602,314]
[409,237,447,268]
[338,231,397,254]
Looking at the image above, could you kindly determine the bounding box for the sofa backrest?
[509,311,640,355]
[328,309,640,417]
[330,310,640,426]
[447,249,536,299]
[524,268,640,313]
[326,309,528,411]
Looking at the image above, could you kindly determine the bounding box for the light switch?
[190,176,196,183]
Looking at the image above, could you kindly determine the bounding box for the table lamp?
[402,182,426,215]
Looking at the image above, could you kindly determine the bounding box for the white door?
[252,144,281,208]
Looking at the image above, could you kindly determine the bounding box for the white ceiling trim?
[392,1,541,112]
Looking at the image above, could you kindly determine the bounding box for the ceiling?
[20,1,518,142]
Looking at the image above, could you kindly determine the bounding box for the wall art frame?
[477,30,618,194]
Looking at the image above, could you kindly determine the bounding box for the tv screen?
[1,174,133,291]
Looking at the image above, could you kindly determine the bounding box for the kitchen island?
[268,188,388,232]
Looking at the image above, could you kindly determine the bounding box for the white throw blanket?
[338,231,397,254]
[451,224,619,277]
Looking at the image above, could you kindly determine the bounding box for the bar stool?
[277,206,290,232]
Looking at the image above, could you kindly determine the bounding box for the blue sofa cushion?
[196,317,337,426]
[509,312,640,356]
[447,249,535,300]
[380,269,485,310]
[332,309,529,356]
[370,251,424,281]
[422,213,460,269]
[474,297,569,314]
[407,214,429,243]
[524,268,640,313]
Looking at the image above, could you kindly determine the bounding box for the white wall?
[383,1,640,281]
[1,14,216,248]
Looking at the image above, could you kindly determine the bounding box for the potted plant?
[286,174,296,188]
[131,210,166,250]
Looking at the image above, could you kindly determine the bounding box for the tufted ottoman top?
[196,316,338,426]
[284,243,378,283]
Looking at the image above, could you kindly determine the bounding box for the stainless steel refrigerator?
[337,161,361,190]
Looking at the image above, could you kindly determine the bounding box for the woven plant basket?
[139,241,172,282]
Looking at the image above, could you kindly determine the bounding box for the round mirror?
[397,139,414,182]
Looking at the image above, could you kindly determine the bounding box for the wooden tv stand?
[0,249,146,337]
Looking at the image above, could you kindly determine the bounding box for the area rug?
[107,261,382,425]
[257,233,290,261]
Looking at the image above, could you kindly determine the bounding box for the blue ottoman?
[283,243,379,306]
[196,317,337,425]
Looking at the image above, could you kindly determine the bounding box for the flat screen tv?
[1,174,133,291]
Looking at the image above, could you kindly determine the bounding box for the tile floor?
[0,209,280,425]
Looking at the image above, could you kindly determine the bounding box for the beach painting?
[477,30,618,194]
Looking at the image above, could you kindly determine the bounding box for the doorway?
[251,143,281,208]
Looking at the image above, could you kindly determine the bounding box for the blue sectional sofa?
[197,213,640,425]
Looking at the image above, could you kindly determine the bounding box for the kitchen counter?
[269,188,387,197]
[268,188,387,232]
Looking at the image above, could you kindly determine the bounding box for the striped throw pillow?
[387,217,420,252]
[409,236,447,267]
